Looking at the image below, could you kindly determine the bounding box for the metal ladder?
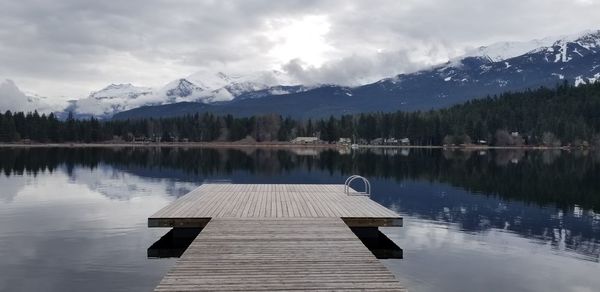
[344,175,371,196]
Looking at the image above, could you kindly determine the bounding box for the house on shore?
[384,138,398,145]
[290,137,321,144]
[337,138,352,146]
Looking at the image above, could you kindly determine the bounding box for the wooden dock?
[149,184,405,291]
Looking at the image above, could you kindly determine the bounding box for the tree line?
[1,81,600,146]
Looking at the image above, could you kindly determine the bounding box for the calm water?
[0,147,599,292]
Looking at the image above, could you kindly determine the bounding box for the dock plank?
[154,218,405,292]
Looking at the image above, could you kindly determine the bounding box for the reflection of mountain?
[0,163,199,204]
[371,179,600,262]
[1,147,600,260]
[66,165,199,201]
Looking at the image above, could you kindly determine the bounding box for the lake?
[0,147,599,292]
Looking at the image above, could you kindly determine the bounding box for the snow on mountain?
[0,79,60,113]
[440,29,600,88]
[187,70,303,100]
[574,73,600,87]
[187,70,297,91]
[73,83,155,117]
[532,30,600,63]
[465,30,600,62]
[90,83,153,100]
[466,38,556,62]
[73,79,221,117]
[155,78,210,102]
[69,70,306,118]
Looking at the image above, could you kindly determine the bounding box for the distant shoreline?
[0,142,580,150]
[353,144,575,150]
[0,142,337,149]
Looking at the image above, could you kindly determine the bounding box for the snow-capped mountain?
[449,29,600,87]
[156,79,209,102]
[465,36,562,62]
[188,70,297,91]
[114,30,600,119]
[71,80,208,118]
[69,83,154,117]
[70,70,306,118]
[187,70,306,101]
[342,29,600,111]
[5,29,600,119]
[464,30,600,62]
[91,83,153,101]
[0,79,60,113]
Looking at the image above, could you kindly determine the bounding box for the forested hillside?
[1,82,600,147]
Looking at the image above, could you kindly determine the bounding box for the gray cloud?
[0,0,599,101]
[282,51,422,86]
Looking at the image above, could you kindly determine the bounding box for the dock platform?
[149,183,405,291]
[149,184,402,228]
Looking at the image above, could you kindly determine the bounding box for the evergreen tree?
[2,82,600,147]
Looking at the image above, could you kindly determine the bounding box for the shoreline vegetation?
[2,83,600,149]
[0,141,581,150]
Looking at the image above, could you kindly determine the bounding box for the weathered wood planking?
[149,184,402,228]
[154,218,406,291]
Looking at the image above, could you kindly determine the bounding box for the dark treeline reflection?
[350,148,600,213]
[2,147,600,212]
[2,146,599,260]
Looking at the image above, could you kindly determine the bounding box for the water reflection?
[0,169,176,292]
[0,147,599,291]
[374,180,600,263]
[382,217,600,292]
[3,147,600,209]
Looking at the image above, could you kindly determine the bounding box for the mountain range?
[2,30,600,119]
[61,70,308,119]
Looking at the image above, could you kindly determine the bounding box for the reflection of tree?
[493,149,525,165]
[542,149,562,165]
[2,147,600,212]
[334,149,600,212]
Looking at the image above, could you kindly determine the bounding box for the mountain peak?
[176,78,193,84]
[467,38,556,62]
[463,29,600,63]
[165,78,205,98]
[101,83,136,91]
[571,29,600,50]
[90,83,152,100]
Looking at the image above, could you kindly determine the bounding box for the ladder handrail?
[344,175,361,186]
[344,175,371,196]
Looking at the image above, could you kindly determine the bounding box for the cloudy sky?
[0,0,599,103]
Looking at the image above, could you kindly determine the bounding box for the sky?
[0,0,600,104]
